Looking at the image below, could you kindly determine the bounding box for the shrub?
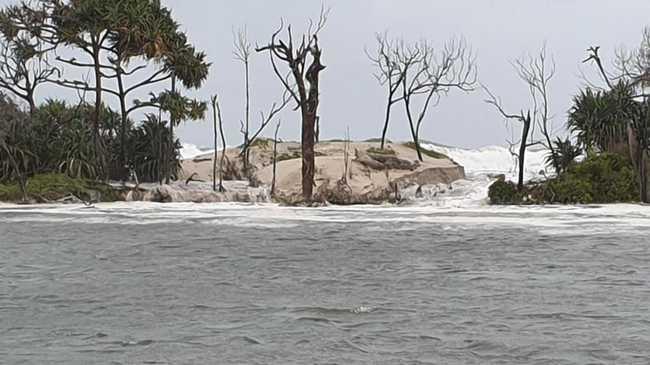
[545,153,638,204]
[490,153,639,205]
[0,173,120,202]
[488,179,526,205]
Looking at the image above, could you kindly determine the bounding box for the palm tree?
[568,82,636,154]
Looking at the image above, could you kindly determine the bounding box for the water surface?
[1,203,650,364]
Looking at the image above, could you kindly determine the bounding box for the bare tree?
[271,120,281,197]
[342,126,351,185]
[484,87,535,190]
[483,49,556,189]
[514,46,557,171]
[397,38,477,161]
[367,33,406,150]
[211,95,227,192]
[234,27,253,174]
[256,7,328,200]
[615,28,650,89]
[239,90,291,158]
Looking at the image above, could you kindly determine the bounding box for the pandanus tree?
[256,8,328,200]
[568,84,634,155]
[146,87,207,183]
[581,40,650,202]
[104,1,209,180]
[4,0,209,181]
[0,0,60,116]
[0,22,58,114]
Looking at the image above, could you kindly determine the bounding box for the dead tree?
[398,38,477,161]
[211,95,219,192]
[484,50,557,190]
[514,46,557,171]
[234,27,253,175]
[271,120,281,197]
[367,33,406,150]
[256,7,328,201]
[211,95,227,192]
[484,87,535,190]
[342,126,351,184]
[239,90,291,157]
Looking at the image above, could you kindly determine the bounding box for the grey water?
[1,203,650,364]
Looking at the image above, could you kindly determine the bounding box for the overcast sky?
[3,0,650,148]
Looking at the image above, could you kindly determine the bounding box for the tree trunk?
[212,99,218,192]
[301,109,316,200]
[301,45,325,201]
[218,105,227,193]
[637,141,648,203]
[518,117,532,191]
[166,76,177,185]
[380,100,392,150]
[272,121,280,197]
[92,44,104,179]
[243,59,251,179]
[116,63,128,182]
[27,91,36,116]
[405,103,423,161]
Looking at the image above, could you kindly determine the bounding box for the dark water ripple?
[1,204,650,364]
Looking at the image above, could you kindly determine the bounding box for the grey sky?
[3,0,650,148]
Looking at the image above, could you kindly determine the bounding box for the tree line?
[1,1,649,203]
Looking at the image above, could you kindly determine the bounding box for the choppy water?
[1,203,650,364]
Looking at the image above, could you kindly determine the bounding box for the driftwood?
[185,172,205,185]
[354,149,419,171]
[368,153,419,171]
[354,149,385,170]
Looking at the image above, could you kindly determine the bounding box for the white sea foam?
[408,143,554,207]
[179,143,214,160]
[421,143,552,182]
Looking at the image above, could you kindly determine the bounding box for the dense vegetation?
[0,0,208,202]
[490,154,639,205]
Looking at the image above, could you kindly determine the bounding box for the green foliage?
[128,114,181,183]
[402,142,449,160]
[546,137,582,174]
[147,90,207,126]
[0,173,119,202]
[544,153,638,204]
[488,179,526,205]
[367,147,396,155]
[1,96,180,186]
[568,82,636,153]
[489,153,639,205]
[0,93,35,182]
